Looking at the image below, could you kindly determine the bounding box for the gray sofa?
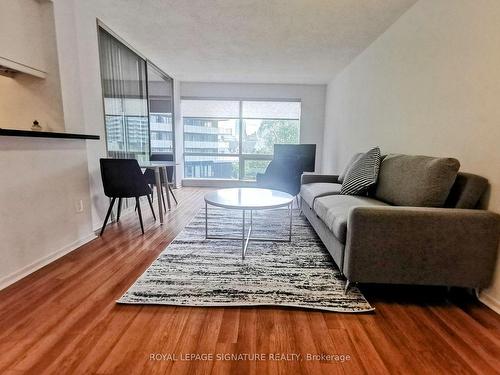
[300,153,500,290]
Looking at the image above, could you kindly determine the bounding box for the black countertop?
[0,128,100,140]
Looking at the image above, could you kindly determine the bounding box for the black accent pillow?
[340,147,381,195]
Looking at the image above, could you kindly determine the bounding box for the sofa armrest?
[345,206,500,288]
[301,173,340,185]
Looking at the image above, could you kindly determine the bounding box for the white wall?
[0,0,97,289]
[181,82,326,173]
[0,0,65,131]
[0,137,94,288]
[322,0,500,312]
[0,0,46,74]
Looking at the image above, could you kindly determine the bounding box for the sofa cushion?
[341,147,381,195]
[338,153,363,183]
[375,154,460,207]
[313,195,389,244]
[300,182,342,208]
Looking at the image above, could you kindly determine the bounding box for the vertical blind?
[98,28,149,160]
[147,64,175,153]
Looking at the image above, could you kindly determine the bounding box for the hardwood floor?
[1,187,499,375]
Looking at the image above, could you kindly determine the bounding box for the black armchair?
[99,158,156,236]
[256,144,316,196]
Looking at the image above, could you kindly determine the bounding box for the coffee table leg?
[205,202,208,239]
[241,209,254,260]
[242,209,245,259]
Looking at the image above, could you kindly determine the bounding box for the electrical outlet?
[75,199,84,213]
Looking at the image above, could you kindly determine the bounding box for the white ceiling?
[96,0,418,84]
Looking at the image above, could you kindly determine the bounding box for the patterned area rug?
[118,208,373,313]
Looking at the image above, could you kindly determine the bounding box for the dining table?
[139,161,178,224]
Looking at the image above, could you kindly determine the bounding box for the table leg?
[161,167,172,210]
[154,168,164,224]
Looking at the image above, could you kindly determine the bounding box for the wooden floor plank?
[0,187,499,375]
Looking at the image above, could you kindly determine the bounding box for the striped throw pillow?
[340,147,381,195]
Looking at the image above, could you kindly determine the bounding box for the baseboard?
[479,290,500,315]
[0,232,98,291]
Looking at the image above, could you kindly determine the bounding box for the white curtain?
[98,28,149,161]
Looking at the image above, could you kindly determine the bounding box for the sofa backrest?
[445,172,489,209]
[338,152,363,183]
[374,154,460,207]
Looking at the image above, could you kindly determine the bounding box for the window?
[99,29,149,160]
[182,99,301,180]
[148,64,175,154]
[98,27,175,161]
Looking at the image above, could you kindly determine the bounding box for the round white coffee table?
[204,188,294,260]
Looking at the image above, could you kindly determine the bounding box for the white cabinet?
[0,0,47,77]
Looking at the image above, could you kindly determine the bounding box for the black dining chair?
[99,158,156,236]
[143,153,178,210]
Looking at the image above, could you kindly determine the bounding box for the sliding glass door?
[147,63,174,154]
[98,27,175,161]
[98,28,149,160]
